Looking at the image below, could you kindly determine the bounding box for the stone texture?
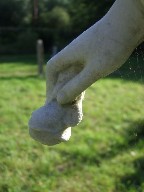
[29,0,144,146]
[29,66,84,146]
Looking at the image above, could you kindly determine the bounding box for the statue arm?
[46,0,144,104]
[29,0,144,145]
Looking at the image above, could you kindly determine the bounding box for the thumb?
[57,66,100,104]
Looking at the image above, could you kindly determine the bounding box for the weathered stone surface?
[29,100,83,145]
[29,66,84,146]
[29,0,144,146]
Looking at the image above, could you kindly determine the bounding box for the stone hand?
[29,0,144,146]
[29,66,84,146]
[47,0,144,105]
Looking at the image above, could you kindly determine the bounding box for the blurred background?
[0,0,144,192]
[0,0,114,54]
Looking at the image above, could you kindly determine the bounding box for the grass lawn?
[0,54,144,192]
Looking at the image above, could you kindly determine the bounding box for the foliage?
[16,30,38,54]
[0,55,144,191]
[68,0,114,34]
[40,6,70,29]
[0,0,116,53]
[0,0,26,27]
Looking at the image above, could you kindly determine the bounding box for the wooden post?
[37,39,44,76]
[51,45,58,57]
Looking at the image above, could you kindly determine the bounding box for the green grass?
[0,55,144,192]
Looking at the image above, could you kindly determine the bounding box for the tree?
[0,0,26,27]
[0,0,115,53]
[68,0,115,35]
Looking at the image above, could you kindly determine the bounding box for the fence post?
[37,39,44,76]
[51,45,58,57]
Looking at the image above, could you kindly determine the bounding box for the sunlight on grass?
[0,55,144,192]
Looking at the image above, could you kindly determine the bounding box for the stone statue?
[29,0,144,146]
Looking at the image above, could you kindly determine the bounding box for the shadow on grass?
[99,119,144,160]
[107,54,144,83]
[116,157,144,192]
[0,54,49,65]
[0,75,39,81]
[58,119,144,171]
[0,54,37,65]
[108,70,144,84]
[125,120,144,145]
